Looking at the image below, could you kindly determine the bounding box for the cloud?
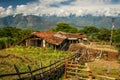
[0,0,120,17]
[0,5,14,17]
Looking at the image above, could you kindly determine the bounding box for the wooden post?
[27,65,33,79]
[99,50,103,59]
[54,60,57,70]
[54,59,57,79]
[40,62,43,78]
[49,60,52,73]
[64,57,68,79]
[49,60,54,80]
[14,64,21,79]
[85,63,93,80]
[57,58,61,78]
[107,64,111,75]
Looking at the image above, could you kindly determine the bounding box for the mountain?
[0,14,120,31]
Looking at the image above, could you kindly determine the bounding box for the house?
[17,31,87,50]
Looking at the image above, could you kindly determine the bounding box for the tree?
[0,26,35,49]
[97,28,111,41]
[0,26,20,38]
[113,28,120,43]
[80,26,99,35]
[18,29,34,40]
[52,22,78,33]
[80,26,99,41]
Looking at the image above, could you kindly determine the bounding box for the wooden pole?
[14,64,21,79]
[40,62,43,78]
[49,60,52,73]
[64,57,68,79]
[110,18,115,45]
[27,65,33,79]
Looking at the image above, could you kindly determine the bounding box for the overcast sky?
[0,0,120,17]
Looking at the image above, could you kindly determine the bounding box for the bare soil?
[68,43,119,60]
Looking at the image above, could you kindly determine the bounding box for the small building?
[17,31,87,50]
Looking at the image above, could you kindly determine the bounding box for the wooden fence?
[0,49,82,80]
[64,58,120,80]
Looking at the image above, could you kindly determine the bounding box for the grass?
[88,59,120,78]
[96,45,117,50]
[0,46,71,75]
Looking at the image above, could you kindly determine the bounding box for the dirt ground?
[68,43,119,60]
[88,59,119,70]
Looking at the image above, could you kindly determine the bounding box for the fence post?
[27,65,34,79]
[107,64,111,74]
[54,59,57,70]
[64,57,68,79]
[40,62,43,78]
[53,59,57,79]
[14,64,21,79]
[49,60,52,73]
[49,60,52,79]
[57,58,61,78]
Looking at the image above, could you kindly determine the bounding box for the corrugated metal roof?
[56,31,87,39]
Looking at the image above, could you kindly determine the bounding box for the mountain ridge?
[0,14,120,31]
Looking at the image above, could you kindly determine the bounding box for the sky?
[0,0,120,17]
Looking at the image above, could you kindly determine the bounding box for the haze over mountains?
[0,14,120,31]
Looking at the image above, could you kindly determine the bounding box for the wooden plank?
[66,63,80,67]
[96,75,116,80]
[67,61,78,64]
[66,71,88,77]
[67,75,98,80]
[66,67,88,71]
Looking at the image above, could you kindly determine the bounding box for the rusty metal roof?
[56,31,87,39]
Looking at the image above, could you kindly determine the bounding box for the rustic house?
[17,31,87,50]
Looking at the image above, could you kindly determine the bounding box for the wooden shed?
[17,31,69,50]
[17,31,87,51]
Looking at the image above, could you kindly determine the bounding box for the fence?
[0,49,82,80]
[64,60,120,80]
[64,54,120,80]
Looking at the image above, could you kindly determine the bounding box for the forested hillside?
[0,14,120,30]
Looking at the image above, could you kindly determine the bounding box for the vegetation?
[0,23,119,50]
[0,46,70,74]
[0,26,35,49]
[52,22,79,33]
[52,22,120,43]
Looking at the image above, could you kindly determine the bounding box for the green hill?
[0,14,120,30]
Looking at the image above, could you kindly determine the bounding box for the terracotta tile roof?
[32,31,65,45]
